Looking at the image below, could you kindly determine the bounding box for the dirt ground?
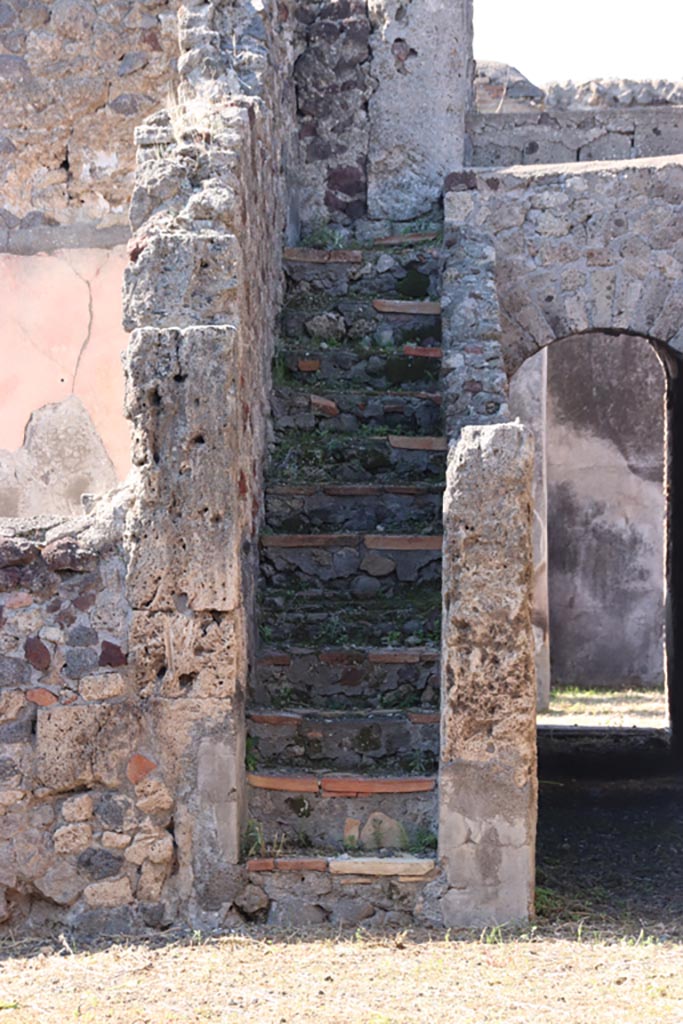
[1,769,682,1024]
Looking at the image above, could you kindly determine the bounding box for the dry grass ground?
[1,926,683,1024]
[538,687,668,728]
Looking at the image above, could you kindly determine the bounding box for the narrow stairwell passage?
[247,231,447,877]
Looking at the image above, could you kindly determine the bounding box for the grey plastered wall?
[545,334,665,689]
[509,350,550,708]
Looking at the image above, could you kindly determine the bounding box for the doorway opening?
[511,331,683,931]
[510,332,669,743]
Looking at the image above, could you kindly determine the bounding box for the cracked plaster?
[0,246,131,515]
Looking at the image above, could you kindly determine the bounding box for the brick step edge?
[246,772,436,795]
[261,533,443,550]
[257,647,439,667]
[248,709,440,726]
[284,247,363,264]
[372,299,441,315]
[266,483,445,497]
[285,346,443,374]
[246,855,437,878]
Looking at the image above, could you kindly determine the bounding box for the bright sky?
[474,0,683,86]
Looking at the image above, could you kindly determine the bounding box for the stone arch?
[443,154,683,380]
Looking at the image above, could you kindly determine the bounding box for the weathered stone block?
[83,876,133,908]
[129,610,243,699]
[439,422,537,926]
[124,326,243,613]
[123,231,239,331]
[35,704,140,792]
[54,823,93,854]
[62,794,94,822]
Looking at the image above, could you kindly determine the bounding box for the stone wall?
[0,0,180,516]
[0,0,289,932]
[0,0,178,248]
[467,108,683,169]
[120,0,288,925]
[0,508,167,932]
[288,0,472,230]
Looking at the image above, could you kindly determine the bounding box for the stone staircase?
[246,232,446,874]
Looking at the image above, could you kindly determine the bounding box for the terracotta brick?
[5,592,33,610]
[247,773,319,793]
[284,247,363,264]
[247,858,276,872]
[323,485,381,497]
[368,650,421,664]
[274,857,328,872]
[322,776,435,796]
[297,358,320,372]
[320,650,363,665]
[364,534,442,551]
[310,395,340,417]
[261,534,360,549]
[248,712,302,727]
[402,345,442,359]
[387,484,444,495]
[26,687,58,706]
[372,299,441,315]
[388,435,447,451]
[257,653,291,667]
[267,485,317,496]
[126,753,157,784]
[408,711,440,724]
[374,231,439,246]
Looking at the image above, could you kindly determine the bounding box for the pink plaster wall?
[1,246,131,482]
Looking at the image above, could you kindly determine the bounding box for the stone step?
[246,772,438,853]
[375,231,440,246]
[269,430,447,485]
[247,708,438,774]
[271,388,442,436]
[258,586,441,647]
[371,299,441,315]
[276,347,442,390]
[243,853,439,926]
[282,294,441,349]
[246,854,437,879]
[283,245,442,307]
[261,533,442,597]
[264,482,443,534]
[252,646,440,710]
